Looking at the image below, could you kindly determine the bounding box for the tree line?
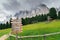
[0,19,11,30]
[22,14,47,25]
[0,7,60,29]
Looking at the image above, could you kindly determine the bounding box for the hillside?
[1,20,60,40]
[20,20,60,36]
[7,20,60,40]
[0,28,11,37]
[1,20,60,36]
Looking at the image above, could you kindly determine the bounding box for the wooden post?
[47,16,50,22]
[16,33,18,40]
[16,31,18,40]
[43,36,46,40]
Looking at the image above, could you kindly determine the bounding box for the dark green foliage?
[0,18,11,30]
[48,7,57,19]
[22,14,48,25]
[58,11,60,19]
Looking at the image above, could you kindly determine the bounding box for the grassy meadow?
[0,28,11,37]
[0,20,60,40]
[20,20,60,36]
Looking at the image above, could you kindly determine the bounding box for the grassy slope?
[7,20,60,40]
[1,20,60,40]
[0,28,11,37]
[8,20,60,40]
[20,20,60,36]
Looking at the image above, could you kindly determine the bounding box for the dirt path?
[0,34,9,40]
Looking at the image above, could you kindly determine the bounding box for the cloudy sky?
[0,0,60,23]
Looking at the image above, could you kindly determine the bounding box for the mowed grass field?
[0,20,60,40]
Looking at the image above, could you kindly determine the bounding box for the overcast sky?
[0,0,60,23]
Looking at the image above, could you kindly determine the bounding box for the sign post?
[11,18,22,40]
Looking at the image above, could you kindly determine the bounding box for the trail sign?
[11,18,22,34]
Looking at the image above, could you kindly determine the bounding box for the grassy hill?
[0,28,11,37]
[20,20,60,36]
[0,20,60,40]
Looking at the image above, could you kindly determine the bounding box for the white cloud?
[0,0,60,23]
[0,9,11,23]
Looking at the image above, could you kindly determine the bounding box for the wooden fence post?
[43,36,46,40]
[16,31,18,40]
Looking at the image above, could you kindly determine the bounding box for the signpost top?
[11,17,22,34]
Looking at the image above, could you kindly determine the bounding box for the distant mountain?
[14,4,49,18]
[31,4,49,15]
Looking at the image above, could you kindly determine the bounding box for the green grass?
[1,20,60,40]
[0,28,11,37]
[7,36,42,40]
[19,20,60,36]
[7,34,60,40]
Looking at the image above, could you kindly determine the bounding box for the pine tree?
[48,7,57,19]
[6,21,9,28]
[58,11,60,19]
